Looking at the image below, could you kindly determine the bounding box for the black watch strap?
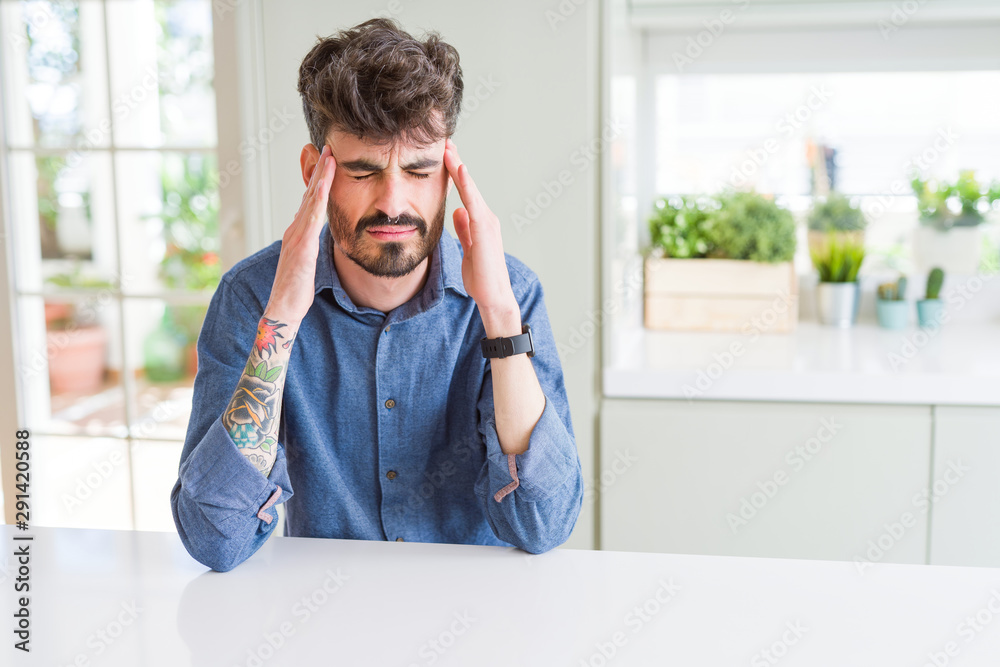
[481,324,534,359]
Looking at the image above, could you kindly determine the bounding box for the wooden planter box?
[644,257,798,333]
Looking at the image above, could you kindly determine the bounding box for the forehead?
[328,128,443,164]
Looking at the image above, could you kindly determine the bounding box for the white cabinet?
[600,399,931,564]
[929,407,1000,567]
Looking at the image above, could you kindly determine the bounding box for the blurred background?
[1,0,999,569]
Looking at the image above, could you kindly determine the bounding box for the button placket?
[376,325,403,543]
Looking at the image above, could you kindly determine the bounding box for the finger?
[306,147,335,226]
[288,147,332,245]
[443,140,489,222]
[306,145,331,203]
[453,207,472,251]
[298,146,327,220]
[312,148,336,208]
[302,144,327,195]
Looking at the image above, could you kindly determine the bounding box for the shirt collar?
[313,223,468,315]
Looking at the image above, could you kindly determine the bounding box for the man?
[170,17,583,572]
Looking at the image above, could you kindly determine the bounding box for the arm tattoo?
[223,316,297,477]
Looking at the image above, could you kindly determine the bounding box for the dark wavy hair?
[296,18,464,149]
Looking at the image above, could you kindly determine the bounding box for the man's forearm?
[482,305,546,456]
[222,313,299,477]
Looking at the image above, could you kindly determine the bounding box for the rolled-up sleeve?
[170,276,294,572]
[473,276,584,554]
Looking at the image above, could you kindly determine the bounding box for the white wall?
[233,0,600,548]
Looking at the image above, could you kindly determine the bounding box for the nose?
[370,171,411,222]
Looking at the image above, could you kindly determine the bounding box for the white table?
[4,525,1000,666]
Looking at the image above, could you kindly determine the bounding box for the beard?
[327,195,446,278]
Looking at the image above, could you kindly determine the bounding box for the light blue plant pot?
[916,299,945,328]
[876,299,909,329]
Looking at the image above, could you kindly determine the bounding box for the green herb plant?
[648,195,718,259]
[647,191,797,264]
[810,232,865,283]
[709,191,797,263]
[911,170,1000,231]
[807,192,867,233]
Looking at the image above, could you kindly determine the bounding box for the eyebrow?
[339,157,441,172]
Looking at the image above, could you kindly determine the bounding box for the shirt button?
[385,325,391,333]
[396,537,404,542]
[386,470,397,480]
[385,398,395,409]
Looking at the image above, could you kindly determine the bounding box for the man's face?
[324,128,448,278]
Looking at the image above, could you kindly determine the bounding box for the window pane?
[18,294,127,438]
[7,150,117,293]
[106,0,216,147]
[1,0,110,148]
[654,71,1000,197]
[31,434,133,530]
[131,439,183,531]
[116,151,221,293]
[124,297,204,441]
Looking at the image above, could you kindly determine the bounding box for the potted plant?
[875,276,909,329]
[911,171,1000,273]
[143,309,189,382]
[648,194,718,260]
[916,267,946,329]
[44,267,115,394]
[645,191,798,332]
[709,191,798,264]
[807,192,867,256]
[810,231,865,327]
[147,154,221,378]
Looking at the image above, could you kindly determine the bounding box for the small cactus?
[877,276,907,301]
[926,267,944,300]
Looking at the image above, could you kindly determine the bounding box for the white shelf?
[604,320,1000,406]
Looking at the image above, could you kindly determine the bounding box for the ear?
[300,143,322,187]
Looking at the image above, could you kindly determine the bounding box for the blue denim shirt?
[170,224,583,571]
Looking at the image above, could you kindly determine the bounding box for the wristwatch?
[481,324,534,359]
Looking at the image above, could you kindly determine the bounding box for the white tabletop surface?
[5,525,1000,666]
[605,322,1000,405]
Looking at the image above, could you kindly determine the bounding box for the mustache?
[356,212,427,237]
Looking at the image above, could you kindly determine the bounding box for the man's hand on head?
[443,138,520,334]
[267,144,337,326]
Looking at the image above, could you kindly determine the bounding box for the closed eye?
[351,172,431,181]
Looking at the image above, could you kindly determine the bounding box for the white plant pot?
[912,225,982,275]
[816,282,860,328]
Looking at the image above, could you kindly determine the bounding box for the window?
[653,70,1000,272]
[604,15,1000,338]
[0,0,222,530]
